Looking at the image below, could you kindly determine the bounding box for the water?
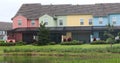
[0,55,119,63]
[0,55,78,63]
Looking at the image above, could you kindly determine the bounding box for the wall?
[27,19,39,27]
[109,14,120,26]
[14,33,22,41]
[93,16,108,26]
[66,15,93,26]
[39,14,57,27]
[13,15,28,29]
[57,16,67,27]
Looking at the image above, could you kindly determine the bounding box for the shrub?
[0,40,5,43]
[106,46,120,53]
[91,40,107,44]
[115,40,120,44]
[48,42,56,45]
[0,42,15,46]
[67,37,72,42]
[93,38,96,41]
[15,41,26,46]
[63,38,67,42]
[61,40,83,45]
[106,38,115,44]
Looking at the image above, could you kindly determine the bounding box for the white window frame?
[18,19,22,26]
[58,18,63,26]
[44,18,49,25]
[89,19,92,25]
[0,31,3,35]
[80,19,84,25]
[112,16,116,24]
[31,20,35,26]
[99,17,103,24]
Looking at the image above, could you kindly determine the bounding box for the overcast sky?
[1,0,120,22]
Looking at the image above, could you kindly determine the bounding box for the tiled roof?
[0,22,12,30]
[93,3,120,16]
[14,3,120,19]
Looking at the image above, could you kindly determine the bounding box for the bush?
[15,41,26,46]
[61,40,83,45]
[48,42,56,45]
[106,46,120,53]
[0,42,15,46]
[106,38,115,44]
[114,40,120,44]
[91,40,107,44]
[67,37,72,42]
[0,40,5,43]
[63,38,67,42]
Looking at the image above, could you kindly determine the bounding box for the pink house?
[8,15,39,43]
[13,15,39,29]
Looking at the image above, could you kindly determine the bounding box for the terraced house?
[8,3,120,43]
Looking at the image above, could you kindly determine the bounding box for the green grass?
[0,44,120,54]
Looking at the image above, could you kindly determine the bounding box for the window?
[59,19,63,26]
[0,31,3,35]
[44,18,48,25]
[31,20,35,26]
[80,19,84,25]
[99,17,103,24]
[89,19,92,25]
[112,17,116,24]
[18,19,22,26]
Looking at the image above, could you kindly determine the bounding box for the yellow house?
[61,14,93,42]
[66,15,93,26]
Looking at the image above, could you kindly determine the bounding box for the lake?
[0,54,120,63]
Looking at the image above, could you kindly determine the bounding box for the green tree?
[104,23,114,48]
[118,32,120,37]
[37,23,50,45]
[116,32,120,43]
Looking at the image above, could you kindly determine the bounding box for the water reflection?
[0,55,119,63]
[3,56,54,63]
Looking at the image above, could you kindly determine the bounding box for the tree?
[116,32,120,43]
[104,23,114,48]
[37,23,50,45]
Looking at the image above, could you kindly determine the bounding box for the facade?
[39,14,57,27]
[39,14,67,27]
[10,15,39,43]
[0,22,12,41]
[66,15,93,26]
[109,14,120,26]
[13,15,39,29]
[8,3,120,43]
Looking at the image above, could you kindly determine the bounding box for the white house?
[0,22,12,41]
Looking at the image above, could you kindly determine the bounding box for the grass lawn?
[0,44,119,53]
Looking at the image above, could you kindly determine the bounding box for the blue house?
[109,14,120,26]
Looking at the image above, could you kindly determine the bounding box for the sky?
[1,0,120,22]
